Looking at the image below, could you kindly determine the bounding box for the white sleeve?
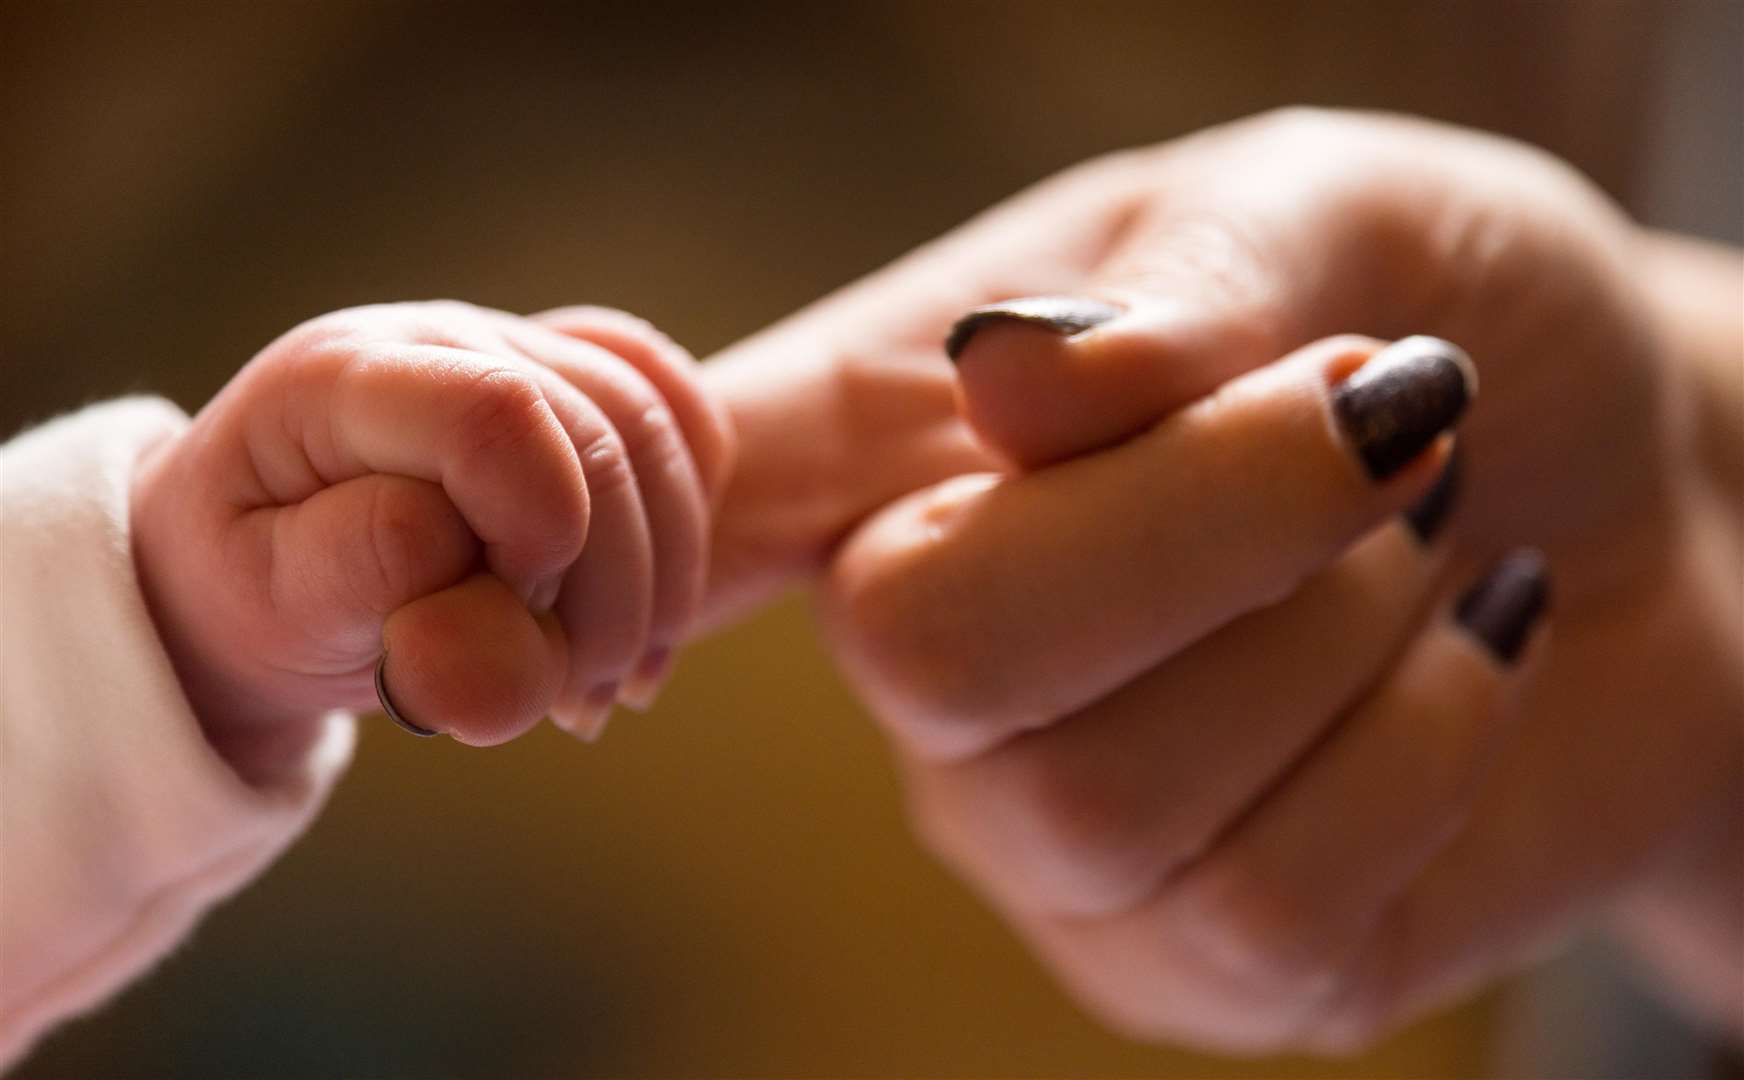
[0,398,355,1067]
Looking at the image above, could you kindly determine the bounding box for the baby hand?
[132,301,733,779]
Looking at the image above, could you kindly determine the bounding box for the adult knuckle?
[972,753,1160,912]
[1301,965,1399,1055]
[1038,142,1153,199]
[1174,867,1345,992]
[820,475,1060,756]
[1064,978,1177,1044]
[1306,1003,1391,1056]
[1046,958,1219,1049]
[834,564,1014,741]
[1131,210,1282,327]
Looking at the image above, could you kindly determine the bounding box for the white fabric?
[0,398,354,1067]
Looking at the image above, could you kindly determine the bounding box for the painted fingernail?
[617,648,673,711]
[554,683,619,742]
[944,296,1122,361]
[1332,336,1477,480]
[1455,548,1550,665]
[1403,449,1461,544]
[375,652,439,737]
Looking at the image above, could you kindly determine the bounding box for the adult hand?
[704,109,1742,1051]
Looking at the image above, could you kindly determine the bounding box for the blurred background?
[3,1,1739,1076]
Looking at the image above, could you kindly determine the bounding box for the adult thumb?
[944,219,1291,470]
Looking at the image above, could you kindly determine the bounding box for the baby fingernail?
[553,683,619,742]
[529,574,564,614]
[617,648,673,711]
[1403,449,1461,544]
[1456,548,1551,665]
[944,296,1122,361]
[375,652,439,738]
[1333,336,1477,480]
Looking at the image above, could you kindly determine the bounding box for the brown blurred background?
[3,2,1738,1077]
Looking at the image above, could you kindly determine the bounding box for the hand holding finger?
[904,513,1454,920]
[495,315,715,713]
[1004,552,1551,1050]
[133,301,730,751]
[826,333,1475,758]
[532,305,736,503]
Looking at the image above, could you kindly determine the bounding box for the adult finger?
[937,120,1333,470]
[824,334,1475,759]
[1159,551,1550,1028]
[1008,550,1550,1050]
[904,507,1454,919]
[937,109,1524,470]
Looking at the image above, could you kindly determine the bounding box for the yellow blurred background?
[3,2,1737,1076]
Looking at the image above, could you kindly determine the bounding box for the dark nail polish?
[375,652,438,737]
[1455,548,1550,665]
[1332,336,1477,480]
[944,296,1122,361]
[1403,450,1461,544]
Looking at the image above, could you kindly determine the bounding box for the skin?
[700,110,1743,1049]
[132,300,735,776]
[133,109,1740,1052]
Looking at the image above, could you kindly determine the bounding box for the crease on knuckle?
[964,751,1163,915]
[1112,210,1284,335]
[1172,864,1350,995]
[1303,995,1392,1057]
[838,564,1015,746]
[1297,941,1401,1055]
